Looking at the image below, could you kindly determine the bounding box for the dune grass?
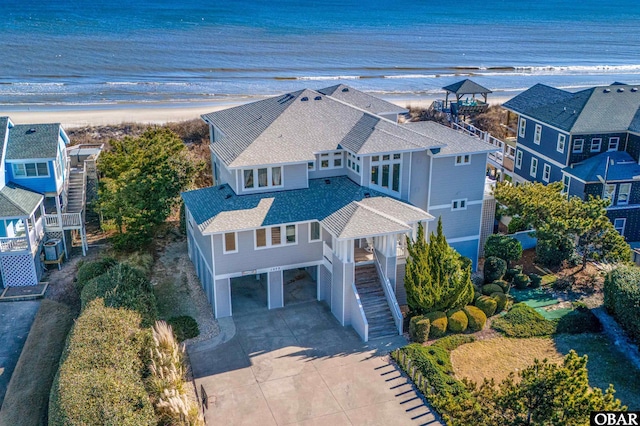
[450,333,640,410]
[0,300,75,426]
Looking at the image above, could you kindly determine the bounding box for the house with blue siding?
[181,85,496,341]
[0,117,96,287]
[503,83,640,244]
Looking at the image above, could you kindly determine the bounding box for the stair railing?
[350,282,369,342]
[372,250,403,335]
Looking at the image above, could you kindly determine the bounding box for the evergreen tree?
[405,218,474,314]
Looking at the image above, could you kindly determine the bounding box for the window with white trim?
[603,184,615,202]
[573,139,584,153]
[590,138,602,152]
[223,232,237,253]
[455,154,470,165]
[309,221,321,242]
[242,166,283,190]
[347,152,361,174]
[530,157,538,178]
[319,151,343,170]
[308,161,315,171]
[618,183,631,206]
[451,198,467,211]
[614,218,626,236]
[255,224,297,249]
[562,174,570,194]
[608,137,620,151]
[370,153,401,193]
[13,162,49,178]
[557,134,566,153]
[534,124,542,145]
[542,164,551,182]
[519,118,526,138]
[515,150,523,169]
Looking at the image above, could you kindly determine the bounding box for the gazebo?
[442,79,492,115]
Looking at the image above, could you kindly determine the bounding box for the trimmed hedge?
[504,266,522,283]
[513,273,530,290]
[167,316,200,342]
[81,263,158,327]
[491,292,508,313]
[75,257,117,290]
[49,299,155,426]
[424,311,448,338]
[463,306,487,332]
[482,283,503,296]
[475,295,497,317]
[556,308,602,334]
[491,303,556,337]
[447,310,468,333]
[493,279,510,293]
[409,315,430,343]
[529,273,542,289]
[604,265,640,343]
[484,256,507,283]
[483,234,523,265]
[431,334,475,351]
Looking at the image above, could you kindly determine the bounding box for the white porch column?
[214,278,232,318]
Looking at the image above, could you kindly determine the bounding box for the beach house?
[503,83,640,243]
[0,117,97,287]
[181,85,496,340]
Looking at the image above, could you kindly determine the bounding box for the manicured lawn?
[450,333,640,410]
[0,300,75,425]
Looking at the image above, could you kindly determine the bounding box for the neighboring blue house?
[0,117,95,287]
[503,82,640,243]
[181,85,496,341]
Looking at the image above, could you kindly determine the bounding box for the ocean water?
[2,0,640,106]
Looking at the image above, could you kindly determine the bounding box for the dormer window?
[242,166,283,190]
[13,162,49,178]
[319,151,343,170]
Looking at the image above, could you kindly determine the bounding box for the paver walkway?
[188,301,441,426]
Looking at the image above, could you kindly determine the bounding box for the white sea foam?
[295,75,360,81]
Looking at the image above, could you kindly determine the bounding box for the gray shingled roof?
[201,89,443,168]
[563,151,640,183]
[318,84,408,115]
[442,79,492,95]
[402,121,497,155]
[181,176,430,236]
[6,123,61,160]
[322,201,411,239]
[503,83,640,133]
[0,183,43,217]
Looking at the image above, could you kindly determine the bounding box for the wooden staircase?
[66,169,85,214]
[354,264,397,340]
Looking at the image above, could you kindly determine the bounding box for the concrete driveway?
[188,301,441,426]
[0,300,40,407]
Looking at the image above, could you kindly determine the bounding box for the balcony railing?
[0,237,29,253]
[44,212,83,230]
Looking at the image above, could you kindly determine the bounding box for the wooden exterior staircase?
[354,264,397,340]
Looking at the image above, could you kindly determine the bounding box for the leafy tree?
[405,218,474,314]
[484,234,522,266]
[96,128,197,250]
[469,350,625,426]
[494,182,630,268]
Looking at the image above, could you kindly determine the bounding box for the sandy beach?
[0,94,516,129]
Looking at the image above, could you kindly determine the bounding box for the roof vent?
[27,128,36,134]
[618,88,625,92]
[603,88,611,93]
[632,88,638,92]
[341,87,349,92]
[225,194,232,199]
[301,97,309,102]
[364,192,371,198]
[563,107,567,111]
[218,184,226,190]
[314,96,322,101]
[324,179,331,185]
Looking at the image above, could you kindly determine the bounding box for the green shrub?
[504,266,522,283]
[424,311,448,338]
[484,256,507,283]
[491,303,556,337]
[529,273,542,288]
[493,279,511,293]
[75,257,117,290]
[431,335,475,351]
[447,310,468,333]
[409,315,422,340]
[167,316,200,342]
[491,292,508,313]
[536,237,574,268]
[475,295,498,317]
[409,315,430,343]
[513,273,530,290]
[482,283,503,295]
[49,299,156,426]
[507,216,527,234]
[556,308,602,334]
[81,263,158,327]
[123,252,155,275]
[483,234,523,265]
[463,306,487,332]
[604,266,640,342]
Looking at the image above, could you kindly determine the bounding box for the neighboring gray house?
[182,85,496,341]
